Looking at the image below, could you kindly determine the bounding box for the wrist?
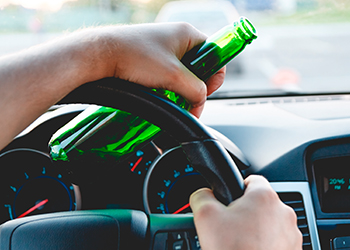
[68,27,120,84]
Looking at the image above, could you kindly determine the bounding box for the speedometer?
[144,147,209,214]
[0,149,81,224]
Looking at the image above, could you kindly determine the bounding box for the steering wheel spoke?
[149,214,199,250]
[0,210,148,250]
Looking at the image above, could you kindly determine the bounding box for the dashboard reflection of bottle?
[49,17,257,163]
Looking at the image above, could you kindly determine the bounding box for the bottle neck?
[235,17,258,44]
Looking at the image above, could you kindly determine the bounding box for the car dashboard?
[201,94,350,250]
[2,94,350,250]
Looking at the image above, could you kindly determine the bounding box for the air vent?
[278,192,312,250]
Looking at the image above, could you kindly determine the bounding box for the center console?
[307,138,350,250]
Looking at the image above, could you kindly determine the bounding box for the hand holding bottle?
[49,18,257,163]
[103,22,226,117]
[107,18,256,116]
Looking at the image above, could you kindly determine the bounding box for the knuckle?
[290,222,303,249]
[176,22,195,33]
[284,204,298,222]
[173,22,198,43]
[250,185,279,204]
[191,83,207,106]
[297,228,303,245]
[283,205,300,231]
[281,204,303,247]
[164,63,183,84]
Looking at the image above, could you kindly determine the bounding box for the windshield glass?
[1,0,349,98]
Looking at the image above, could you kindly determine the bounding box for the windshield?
[1,0,349,98]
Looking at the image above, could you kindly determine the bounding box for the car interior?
[0,0,350,250]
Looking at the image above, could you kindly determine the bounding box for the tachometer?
[0,149,81,224]
[144,147,209,214]
[127,143,160,177]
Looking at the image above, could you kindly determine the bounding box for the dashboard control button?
[153,232,168,250]
[170,232,186,241]
[172,240,187,250]
[334,236,350,249]
[153,231,201,250]
[187,231,201,250]
[167,232,189,250]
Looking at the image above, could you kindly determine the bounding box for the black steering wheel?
[0,78,244,250]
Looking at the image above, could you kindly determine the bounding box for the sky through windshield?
[0,0,349,97]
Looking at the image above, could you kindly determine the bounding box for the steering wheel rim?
[58,77,244,204]
[0,77,245,250]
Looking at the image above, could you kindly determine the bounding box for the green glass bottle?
[49,105,161,163]
[181,16,257,82]
[155,16,257,109]
[49,16,257,163]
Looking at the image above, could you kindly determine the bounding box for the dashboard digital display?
[314,156,350,213]
[327,178,349,191]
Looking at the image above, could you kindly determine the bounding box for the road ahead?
[1,23,350,95]
[223,22,350,95]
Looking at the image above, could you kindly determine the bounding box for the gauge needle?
[173,203,191,214]
[131,157,143,172]
[18,199,49,218]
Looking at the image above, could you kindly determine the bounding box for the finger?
[159,60,207,118]
[168,23,208,116]
[161,23,212,117]
[189,104,204,118]
[177,62,207,108]
[206,67,226,96]
[181,57,225,117]
[177,22,207,55]
[186,65,225,117]
[234,175,279,207]
[190,188,224,214]
[243,175,273,192]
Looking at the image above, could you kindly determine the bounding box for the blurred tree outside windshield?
[1,0,350,95]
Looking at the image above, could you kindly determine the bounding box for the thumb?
[190,188,224,214]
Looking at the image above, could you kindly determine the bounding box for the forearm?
[0,27,117,149]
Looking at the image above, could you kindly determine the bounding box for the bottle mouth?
[238,16,258,43]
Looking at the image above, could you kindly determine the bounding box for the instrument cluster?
[0,105,208,225]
